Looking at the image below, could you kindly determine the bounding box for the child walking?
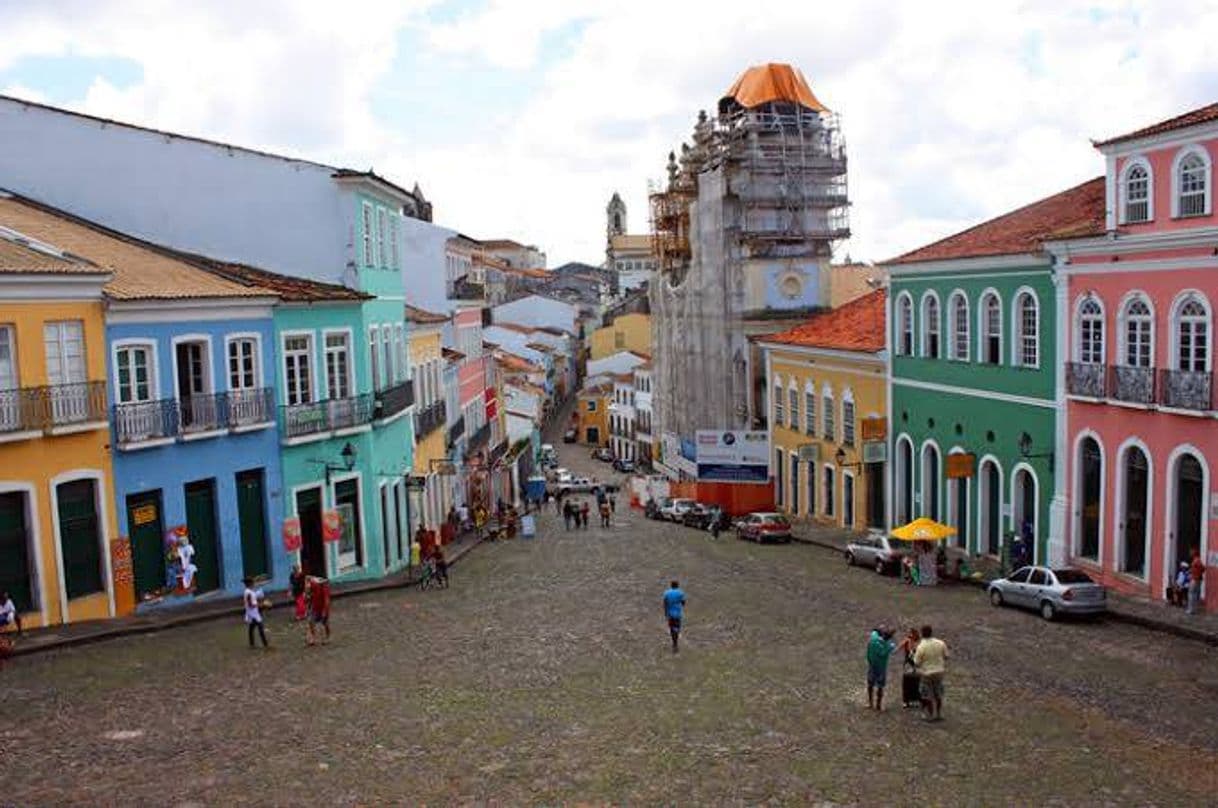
[242,577,270,649]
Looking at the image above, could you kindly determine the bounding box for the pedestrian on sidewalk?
[1187,548,1207,615]
[580,501,590,530]
[0,590,22,635]
[242,577,270,649]
[289,564,307,621]
[1171,562,1190,607]
[562,500,573,530]
[663,580,686,653]
[866,625,896,711]
[609,494,616,514]
[912,624,948,721]
[306,576,331,646]
[600,501,611,528]
[897,627,922,708]
[434,547,449,588]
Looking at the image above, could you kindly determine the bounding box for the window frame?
[1075,295,1105,365]
[323,328,354,401]
[1012,288,1039,368]
[0,324,17,391]
[1171,145,1212,219]
[787,382,799,430]
[1171,291,1212,373]
[920,291,941,359]
[1120,156,1154,224]
[821,383,835,442]
[282,331,315,406]
[948,290,969,361]
[895,293,913,356]
[803,381,815,436]
[112,339,158,405]
[1117,293,1154,369]
[225,333,262,393]
[841,389,856,447]
[978,290,1003,365]
[361,201,375,267]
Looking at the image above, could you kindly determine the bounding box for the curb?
[791,533,1218,647]
[8,536,485,658]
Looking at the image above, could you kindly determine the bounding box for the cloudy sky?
[2,0,1216,266]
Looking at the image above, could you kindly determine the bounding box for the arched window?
[841,389,856,447]
[1077,296,1104,364]
[921,292,940,358]
[772,375,784,425]
[1120,295,1153,368]
[896,437,913,524]
[1015,290,1038,367]
[1122,160,1152,223]
[1173,146,1211,218]
[896,294,913,356]
[788,382,799,430]
[980,291,1002,364]
[821,384,835,441]
[949,291,969,360]
[1076,436,1103,560]
[1174,294,1210,372]
[804,381,816,435]
[921,443,941,521]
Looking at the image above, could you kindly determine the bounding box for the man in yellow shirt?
[912,623,948,721]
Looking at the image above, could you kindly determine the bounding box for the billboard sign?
[695,430,770,483]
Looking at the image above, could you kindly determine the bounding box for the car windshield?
[762,516,789,526]
[1053,569,1095,584]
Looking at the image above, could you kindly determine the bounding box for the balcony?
[281,393,374,441]
[1159,369,1212,411]
[1066,362,1106,398]
[446,415,465,448]
[375,379,414,423]
[113,388,276,447]
[1108,366,1155,406]
[414,400,446,439]
[0,381,108,440]
[179,391,225,435]
[114,399,177,445]
[227,388,275,429]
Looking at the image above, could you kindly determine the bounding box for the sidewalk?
[5,530,485,658]
[789,522,1218,646]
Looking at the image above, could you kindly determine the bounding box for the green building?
[884,180,1101,565]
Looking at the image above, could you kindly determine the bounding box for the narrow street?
[2,440,1217,805]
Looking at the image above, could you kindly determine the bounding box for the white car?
[549,468,572,485]
[659,498,697,522]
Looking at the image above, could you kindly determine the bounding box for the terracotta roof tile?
[757,289,886,353]
[405,304,448,324]
[0,228,106,275]
[495,353,543,374]
[179,255,369,303]
[886,177,1106,265]
[1094,102,1218,147]
[442,347,466,362]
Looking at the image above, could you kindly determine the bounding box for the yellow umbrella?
[891,517,957,542]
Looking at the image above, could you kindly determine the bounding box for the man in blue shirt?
[663,580,686,653]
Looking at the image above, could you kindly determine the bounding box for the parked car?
[988,566,1107,621]
[548,468,572,484]
[612,458,636,473]
[562,428,578,443]
[591,447,614,462]
[681,503,713,529]
[645,497,670,520]
[845,534,912,575]
[557,476,597,494]
[659,498,698,522]
[736,512,793,543]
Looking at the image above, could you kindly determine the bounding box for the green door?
[56,479,103,599]
[0,491,34,612]
[236,469,268,579]
[184,479,220,593]
[127,490,165,598]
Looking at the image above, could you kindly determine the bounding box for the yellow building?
[589,313,650,361]
[1,231,124,629]
[576,381,611,447]
[406,306,450,532]
[757,290,887,532]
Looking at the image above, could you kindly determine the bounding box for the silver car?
[988,565,1107,621]
[845,534,911,575]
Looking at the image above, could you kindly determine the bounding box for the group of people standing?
[241,565,332,650]
[865,624,948,722]
[558,491,615,530]
[1169,548,1208,614]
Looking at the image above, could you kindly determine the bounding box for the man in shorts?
[865,625,895,710]
[663,580,686,653]
[912,623,948,721]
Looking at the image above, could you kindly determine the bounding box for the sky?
[2,0,1216,267]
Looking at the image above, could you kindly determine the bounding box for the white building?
[608,374,636,462]
[587,350,648,379]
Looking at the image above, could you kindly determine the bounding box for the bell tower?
[607,192,627,240]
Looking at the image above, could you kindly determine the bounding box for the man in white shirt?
[0,591,21,635]
[242,577,269,649]
[913,623,949,721]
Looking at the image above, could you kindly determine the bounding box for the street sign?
[695,430,770,483]
[860,417,887,441]
[862,441,887,463]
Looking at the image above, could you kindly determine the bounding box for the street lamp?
[834,446,863,470]
[1017,431,1054,473]
[314,442,358,484]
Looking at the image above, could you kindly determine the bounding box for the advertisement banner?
[322,509,343,543]
[695,430,770,483]
[282,517,302,552]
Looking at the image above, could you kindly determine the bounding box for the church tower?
[606,192,627,240]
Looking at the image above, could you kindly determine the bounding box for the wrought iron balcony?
[0,387,39,434]
[281,393,374,439]
[375,379,414,422]
[1108,365,1155,405]
[228,387,275,428]
[39,381,109,429]
[1159,369,1213,411]
[1066,362,1106,398]
[446,414,465,448]
[414,400,446,438]
[114,398,178,444]
[328,393,376,430]
[179,392,224,434]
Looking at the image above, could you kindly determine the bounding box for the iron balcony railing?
[1108,365,1155,406]
[375,379,415,422]
[0,381,110,433]
[414,400,446,438]
[281,393,375,439]
[179,391,224,434]
[114,388,276,445]
[1066,362,1106,398]
[114,398,178,444]
[447,414,465,448]
[228,387,275,428]
[1159,369,1213,411]
[0,387,39,434]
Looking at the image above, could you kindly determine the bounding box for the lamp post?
[1017,431,1054,472]
[313,442,357,485]
[834,446,863,470]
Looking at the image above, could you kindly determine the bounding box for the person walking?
[580,501,590,530]
[289,564,307,621]
[897,627,922,708]
[866,626,896,711]
[600,501,611,528]
[434,546,449,588]
[609,494,616,514]
[242,577,270,649]
[306,576,332,646]
[562,500,573,531]
[1187,548,1207,615]
[912,624,948,721]
[662,580,686,653]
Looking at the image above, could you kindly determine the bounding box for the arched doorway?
[922,443,940,520]
[895,437,913,525]
[948,472,969,551]
[1120,446,1149,577]
[979,459,1001,556]
[1077,437,1102,560]
[1172,453,1204,578]
[1011,467,1037,564]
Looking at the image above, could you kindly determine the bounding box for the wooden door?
[236,470,269,579]
[184,479,220,592]
[296,487,325,577]
[127,490,165,599]
[56,479,103,598]
[0,491,33,611]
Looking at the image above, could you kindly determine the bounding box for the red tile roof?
[405,304,448,324]
[757,289,886,353]
[495,353,543,374]
[886,177,1106,265]
[183,255,370,302]
[1094,101,1218,147]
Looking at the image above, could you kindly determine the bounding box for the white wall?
[587,351,645,378]
[492,295,578,334]
[401,216,458,313]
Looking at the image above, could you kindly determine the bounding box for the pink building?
[1055,102,1218,611]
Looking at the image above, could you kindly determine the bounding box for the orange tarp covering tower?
[722,63,828,112]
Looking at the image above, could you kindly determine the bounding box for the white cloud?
[2,0,1218,265]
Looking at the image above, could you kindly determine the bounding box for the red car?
[735,512,793,543]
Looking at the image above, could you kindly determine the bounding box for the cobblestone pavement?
[3,477,1218,804]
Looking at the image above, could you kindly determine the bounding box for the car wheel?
[845,551,855,566]
[1040,600,1056,621]
[873,557,886,575]
[989,588,1004,607]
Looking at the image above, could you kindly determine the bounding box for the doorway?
[1173,453,1204,576]
[922,444,940,521]
[56,479,104,598]
[1121,447,1149,576]
[896,438,912,524]
[865,462,885,529]
[0,491,34,612]
[980,460,1001,556]
[184,479,220,592]
[1078,437,1102,560]
[296,487,326,577]
[236,470,269,580]
[843,473,855,529]
[176,341,210,429]
[1012,468,1037,562]
[127,490,165,599]
[790,453,800,516]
